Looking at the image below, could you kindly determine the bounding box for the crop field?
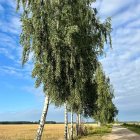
[0,124,65,140]
[0,124,111,140]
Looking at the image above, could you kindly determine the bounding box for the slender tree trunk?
[78,114,81,136]
[35,95,50,140]
[56,0,59,30]
[76,114,79,136]
[70,109,73,140]
[67,123,70,140]
[78,114,81,126]
[98,121,101,127]
[64,102,68,140]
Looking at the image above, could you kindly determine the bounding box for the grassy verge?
[122,123,140,134]
[78,125,112,140]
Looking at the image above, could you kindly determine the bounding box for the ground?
[0,124,64,140]
[103,125,140,140]
[0,124,140,140]
[0,124,109,140]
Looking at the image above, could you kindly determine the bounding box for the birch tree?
[94,64,118,125]
[17,0,112,140]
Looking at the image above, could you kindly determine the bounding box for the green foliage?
[94,64,118,124]
[17,0,112,115]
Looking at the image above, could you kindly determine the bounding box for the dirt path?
[103,125,140,140]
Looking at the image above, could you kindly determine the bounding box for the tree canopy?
[94,64,118,124]
[17,0,112,108]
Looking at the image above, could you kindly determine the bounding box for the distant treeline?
[118,121,140,124]
[0,121,56,124]
[123,123,140,128]
[0,121,96,125]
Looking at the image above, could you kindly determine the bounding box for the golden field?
[0,124,110,140]
[0,124,64,140]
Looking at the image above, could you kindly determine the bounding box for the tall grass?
[78,124,112,140]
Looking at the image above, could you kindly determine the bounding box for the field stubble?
[0,124,110,140]
[0,124,65,140]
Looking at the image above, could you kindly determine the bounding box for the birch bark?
[70,109,73,140]
[64,102,68,140]
[35,95,49,140]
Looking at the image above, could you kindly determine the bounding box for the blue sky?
[0,0,140,122]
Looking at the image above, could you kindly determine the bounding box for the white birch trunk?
[78,114,81,126]
[76,114,79,136]
[64,102,68,140]
[78,114,81,135]
[67,124,70,140]
[56,0,59,30]
[98,121,101,127]
[35,95,50,140]
[70,109,73,140]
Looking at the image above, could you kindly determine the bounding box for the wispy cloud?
[97,0,140,121]
[0,65,32,80]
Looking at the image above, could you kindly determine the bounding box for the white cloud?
[97,0,140,120]
[0,65,32,80]
[0,48,15,60]
[0,17,21,35]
